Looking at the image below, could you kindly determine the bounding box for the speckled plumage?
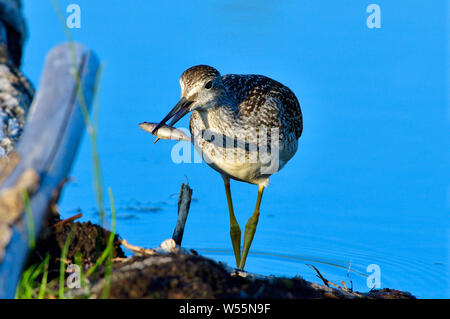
[221,73,302,139]
[180,65,303,186]
[151,65,304,269]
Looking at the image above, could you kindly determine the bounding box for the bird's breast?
[189,110,297,186]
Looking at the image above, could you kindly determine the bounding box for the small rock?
[158,238,176,253]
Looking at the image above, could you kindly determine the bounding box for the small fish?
[139,122,192,143]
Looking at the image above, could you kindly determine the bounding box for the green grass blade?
[59,226,74,299]
[50,0,107,226]
[86,187,116,277]
[38,253,50,299]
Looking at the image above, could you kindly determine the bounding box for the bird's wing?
[222,74,302,139]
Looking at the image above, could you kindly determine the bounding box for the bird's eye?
[205,81,213,89]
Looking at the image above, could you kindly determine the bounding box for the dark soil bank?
[25,217,415,299]
[88,254,414,299]
[26,216,125,283]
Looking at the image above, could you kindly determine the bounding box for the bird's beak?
[152,97,193,143]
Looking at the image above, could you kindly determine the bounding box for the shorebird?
[143,65,303,269]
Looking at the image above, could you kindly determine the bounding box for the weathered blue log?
[0,43,100,298]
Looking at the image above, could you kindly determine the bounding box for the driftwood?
[172,183,193,245]
[0,43,100,298]
[118,182,193,254]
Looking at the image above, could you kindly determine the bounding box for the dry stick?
[346,259,353,292]
[307,264,330,287]
[53,213,83,228]
[172,183,193,246]
[118,182,192,255]
[120,239,156,256]
[307,264,347,291]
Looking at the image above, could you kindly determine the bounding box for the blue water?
[22,1,448,298]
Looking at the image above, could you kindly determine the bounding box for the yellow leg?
[239,185,265,270]
[222,175,241,267]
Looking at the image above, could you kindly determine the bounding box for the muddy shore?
[22,214,415,299]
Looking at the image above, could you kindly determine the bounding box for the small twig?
[172,183,193,245]
[307,264,330,287]
[346,259,353,292]
[307,264,348,290]
[120,239,156,256]
[53,213,82,228]
[326,281,343,290]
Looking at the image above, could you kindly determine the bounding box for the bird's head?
[180,65,225,111]
[152,65,225,134]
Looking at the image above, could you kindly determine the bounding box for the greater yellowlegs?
[147,65,303,269]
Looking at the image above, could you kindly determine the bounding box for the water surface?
[23,0,448,298]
